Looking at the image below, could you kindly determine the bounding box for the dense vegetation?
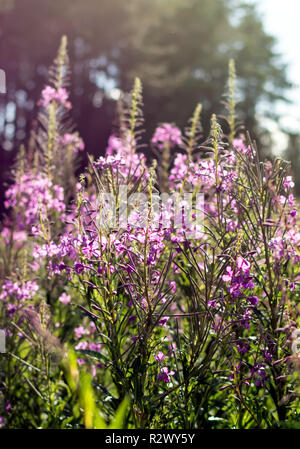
[0,38,299,429]
[0,0,292,201]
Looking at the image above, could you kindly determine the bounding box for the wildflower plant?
[0,40,300,429]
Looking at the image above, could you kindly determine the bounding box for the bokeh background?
[1,0,300,214]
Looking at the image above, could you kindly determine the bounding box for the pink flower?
[152,124,182,149]
[58,292,71,305]
[60,133,85,152]
[40,85,71,109]
[154,352,166,363]
[77,358,86,366]
[89,342,101,352]
[94,154,125,169]
[222,266,233,282]
[74,325,88,340]
[75,341,89,350]
[236,256,250,273]
[233,138,253,157]
[1,228,27,246]
[168,281,177,293]
[283,176,295,191]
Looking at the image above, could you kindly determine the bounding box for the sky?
[249,0,300,153]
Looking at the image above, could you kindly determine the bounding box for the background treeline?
[0,0,300,207]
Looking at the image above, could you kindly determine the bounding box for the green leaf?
[108,397,129,429]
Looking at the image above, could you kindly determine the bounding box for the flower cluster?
[1,50,299,430]
[152,123,182,149]
[60,133,85,152]
[4,172,66,230]
[40,85,71,109]
[0,279,38,317]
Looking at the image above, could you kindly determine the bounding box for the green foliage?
[0,26,299,431]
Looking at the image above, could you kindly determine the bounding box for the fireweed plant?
[0,37,300,429]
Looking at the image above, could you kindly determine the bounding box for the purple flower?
[154,351,166,363]
[263,350,272,363]
[157,367,175,383]
[0,416,7,427]
[168,281,177,293]
[158,317,169,326]
[251,363,267,387]
[5,401,11,414]
[240,309,252,329]
[74,262,85,274]
[237,342,250,354]
[248,296,259,306]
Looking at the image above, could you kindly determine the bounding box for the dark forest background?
[1,0,300,212]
